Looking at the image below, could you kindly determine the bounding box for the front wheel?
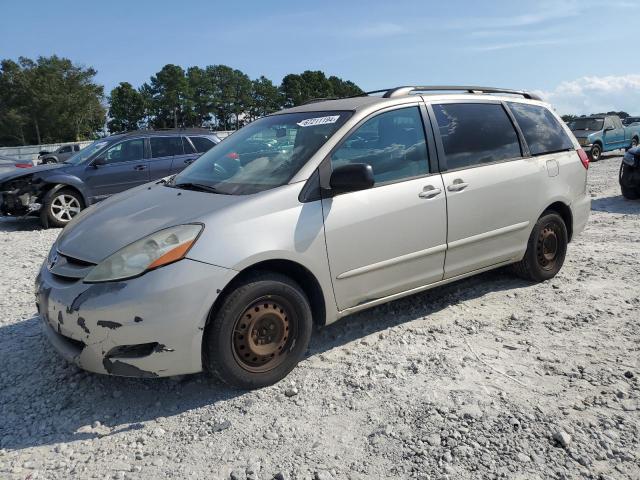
[203,272,313,389]
[589,144,602,161]
[513,212,568,282]
[41,188,84,228]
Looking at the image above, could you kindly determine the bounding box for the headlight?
[578,137,591,146]
[84,224,203,283]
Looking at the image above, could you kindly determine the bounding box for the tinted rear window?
[433,103,521,169]
[150,137,183,158]
[508,103,574,156]
[189,136,215,153]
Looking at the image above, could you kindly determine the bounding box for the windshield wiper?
[172,182,229,194]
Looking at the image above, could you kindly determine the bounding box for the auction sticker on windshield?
[297,115,340,127]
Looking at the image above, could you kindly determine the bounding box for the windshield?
[569,118,603,131]
[171,111,352,195]
[64,139,111,165]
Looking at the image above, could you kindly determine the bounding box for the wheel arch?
[39,179,89,207]
[541,201,573,242]
[206,258,327,330]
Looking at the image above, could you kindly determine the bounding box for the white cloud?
[470,39,566,52]
[350,22,407,38]
[537,74,640,115]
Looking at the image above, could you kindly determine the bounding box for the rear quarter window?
[508,103,574,156]
[189,136,215,153]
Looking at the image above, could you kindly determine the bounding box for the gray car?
[39,144,82,164]
[36,86,591,389]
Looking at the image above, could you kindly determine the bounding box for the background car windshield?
[64,139,111,165]
[569,118,603,131]
[172,111,351,194]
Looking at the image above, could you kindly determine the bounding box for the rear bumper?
[571,193,591,239]
[36,258,237,377]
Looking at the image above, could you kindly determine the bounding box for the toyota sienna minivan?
[36,86,590,389]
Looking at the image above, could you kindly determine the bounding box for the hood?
[570,131,595,140]
[56,182,246,263]
[0,163,65,183]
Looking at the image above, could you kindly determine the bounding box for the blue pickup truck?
[569,115,640,161]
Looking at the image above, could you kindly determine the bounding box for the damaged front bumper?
[35,256,236,377]
[0,176,41,217]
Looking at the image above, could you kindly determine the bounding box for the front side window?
[508,102,574,156]
[172,111,351,195]
[58,146,71,153]
[331,107,429,185]
[104,139,144,164]
[433,103,521,170]
[150,137,183,158]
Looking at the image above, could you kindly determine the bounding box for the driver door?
[321,106,447,310]
[83,138,149,200]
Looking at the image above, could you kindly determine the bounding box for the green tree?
[280,70,362,107]
[144,64,189,128]
[107,82,146,132]
[0,56,105,146]
[247,76,282,121]
[205,65,253,130]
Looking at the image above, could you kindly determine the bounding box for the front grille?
[49,251,96,280]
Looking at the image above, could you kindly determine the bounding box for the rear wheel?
[203,272,313,389]
[513,212,568,282]
[589,144,602,161]
[41,188,83,228]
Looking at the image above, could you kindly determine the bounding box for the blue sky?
[2,0,640,114]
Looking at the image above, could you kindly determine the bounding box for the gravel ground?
[0,153,639,480]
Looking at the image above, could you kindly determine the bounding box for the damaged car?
[0,129,220,228]
[620,146,640,199]
[36,86,590,389]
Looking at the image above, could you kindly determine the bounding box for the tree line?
[561,112,630,123]
[0,55,363,147]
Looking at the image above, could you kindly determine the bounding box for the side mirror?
[604,126,614,132]
[93,157,106,167]
[329,163,374,195]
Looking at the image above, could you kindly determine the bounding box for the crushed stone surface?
[0,153,638,479]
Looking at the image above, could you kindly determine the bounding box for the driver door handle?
[134,164,147,171]
[184,158,195,165]
[418,185,442,199]
[447,179,469,192]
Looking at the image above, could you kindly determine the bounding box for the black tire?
[40,188,84,228]
[619,163,640,200]
[513,212,568,282]
[203,272,313,389]
[589,144,602,161]
[632,137,639,149]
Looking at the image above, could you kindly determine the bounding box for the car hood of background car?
[0,163,65,183]
[56,181,247,264]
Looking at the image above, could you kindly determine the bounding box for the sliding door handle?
[447,179,468,192]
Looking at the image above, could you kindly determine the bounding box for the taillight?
[577,149,589,170]
[15,163,33,168]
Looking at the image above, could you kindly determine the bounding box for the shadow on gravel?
[591,195,640,214]
[310,268,531,357]
[0,217,44,232]
[0,269,530,451]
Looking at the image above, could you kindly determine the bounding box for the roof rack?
[361,86,543,101]
[113,127,214,136]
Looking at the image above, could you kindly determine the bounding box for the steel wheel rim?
[51,194,81,222]
[633,139,638,148]
[592,146,600,160]
[537,224,559,271]
[232,296,295,373]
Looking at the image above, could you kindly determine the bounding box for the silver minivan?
[36,86,591,389]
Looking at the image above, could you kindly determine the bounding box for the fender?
[39,173,91,206]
